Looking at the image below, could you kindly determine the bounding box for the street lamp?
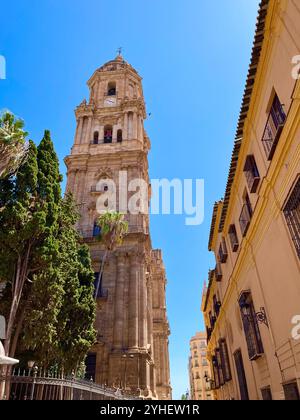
[239,301,269,328]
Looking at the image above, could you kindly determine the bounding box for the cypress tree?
[0,128,96,374]
[0,140,42,356]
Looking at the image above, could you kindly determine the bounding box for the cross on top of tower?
[117,47,123,57]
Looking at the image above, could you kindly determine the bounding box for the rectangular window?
[209,311,216,331]
[212,355,220,390]
[284,177,300,259]
[216,348,225,387]
[213,295,221,317]
[229,224,239,252]
[215,263,223,282]
[244,155,260,193]
[239,193,253,237]
[219,339,232,382]
[283,382,300,400]
[262,93,286,160]
[218,238,228,263]
[234,350,249,401]
[239,292,264,361]
[261,387,273,401]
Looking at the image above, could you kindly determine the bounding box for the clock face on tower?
[104,97,117,107]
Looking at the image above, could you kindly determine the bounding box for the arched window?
[93,131,99,144]
[107,82,116,96]
[117,129,123,143]
[104,125,113,143]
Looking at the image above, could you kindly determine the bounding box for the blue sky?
[0,0,260,399]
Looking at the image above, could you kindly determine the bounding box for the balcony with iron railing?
[215,263,223,282]
[78,218,149,241]
[244,155,260,194]
[214,300,222,318]
[229,225,239,252]
[206,327,212,343]
[262,98,286,161]
[218,239,228,264]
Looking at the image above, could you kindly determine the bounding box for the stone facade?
[65,55,171,400]
[203,0,300,401]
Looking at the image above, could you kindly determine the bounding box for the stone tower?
[65,55,172,400]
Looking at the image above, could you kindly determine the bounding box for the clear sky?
[0,0,260,400]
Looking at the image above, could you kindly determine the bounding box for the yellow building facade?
[189,332,214,401]
[203,0,300,400]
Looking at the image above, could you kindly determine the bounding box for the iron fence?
[0,369,141,401]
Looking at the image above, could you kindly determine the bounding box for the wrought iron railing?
[78,223,149,240]
[244,155,260,194]
[239,204,252,237]
[262,98,286,161]
[0,369,141,401]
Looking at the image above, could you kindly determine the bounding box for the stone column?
[150,362,156,396]
[85,116,93,144]
[137,115,143,142]
[113,254,127,349]
[147,275,154,352]
[75,117,84,145]
[74,118,79,145]
[123,113,128,141]
[99,126,104,144]
[96,81,101,102]
[133,112,138,140]
[129,254,139,350]
[79,169,87,205]
[112,125,117,143]
[139,260,148,350]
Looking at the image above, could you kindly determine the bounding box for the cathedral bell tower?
[65,55,172,400]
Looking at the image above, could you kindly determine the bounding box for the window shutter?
[219,339,232,382]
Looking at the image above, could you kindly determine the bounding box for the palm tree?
[0,112,28,179]
[94,212,128,300]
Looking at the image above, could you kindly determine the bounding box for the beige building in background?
[65,55,172,400]
[203,0,300,400]
[189,332,214,400]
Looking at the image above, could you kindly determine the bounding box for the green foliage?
[0,128,96,372]
[94,212,128,300]
[0,140,40,287]
[97,211,128,251]
[0,112,28,178]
